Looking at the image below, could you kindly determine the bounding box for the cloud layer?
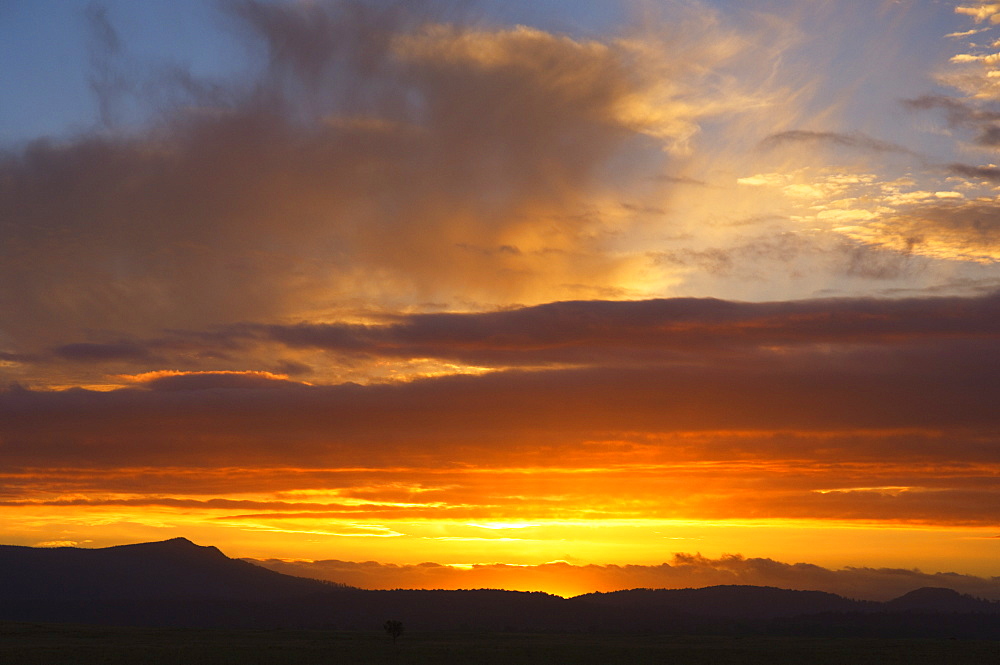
[2,292,997,533]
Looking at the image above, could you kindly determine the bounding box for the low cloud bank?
[248,552,1000,601]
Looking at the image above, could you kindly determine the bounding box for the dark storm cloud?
[1,317,996,469]
[237,292,1000,366]
[0,0,683,354]
[33,292,1000,377]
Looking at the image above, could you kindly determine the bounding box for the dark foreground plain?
[1,622,995,665]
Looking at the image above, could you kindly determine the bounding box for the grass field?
[0,622,995,664]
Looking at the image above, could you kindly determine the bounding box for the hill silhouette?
[886,586,998,613]
[0,538,334,601]
[575,585,873,619]
[1,539,997,638]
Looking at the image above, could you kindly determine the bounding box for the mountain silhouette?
[575,585,872,619]
[886,586,998,613]
[1,539,997,638]
[0,537,334,602]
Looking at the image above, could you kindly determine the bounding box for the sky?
[0,0,998,600]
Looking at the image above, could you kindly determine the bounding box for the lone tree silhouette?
[383,619,403,644]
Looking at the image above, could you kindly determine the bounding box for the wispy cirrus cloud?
[760,130,914,155]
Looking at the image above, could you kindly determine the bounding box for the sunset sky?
[1,0,998,599]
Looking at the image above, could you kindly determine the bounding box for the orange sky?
[0,0,998,599]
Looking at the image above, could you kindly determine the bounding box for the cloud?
[229,291,1000,366]
[907,95,1000,145]
[1,294,996,471]
[248,552,1000,601]
[0,296,995,526]
[25,290,996,387]
[841,241,915,280]
[0,352,37,365]
[0,496,387,512]
[117,369,305,391]
[761,130,913,154]
[655,174,707,186]
[20,480,995,527]
[84,3,130,128]
[2,290,994,528]
[945,27,989,38]
[54,342,152,363]
[35,540,86,548]
[955,4,1000,24]
[5,0,987,379]
[0,0,767,357]
[839,199,1000,263]
[16,288,1000,391]
[731,158,997,266]
[652,232,884,281]
[2,358,995,461]
[949,163,1000,181]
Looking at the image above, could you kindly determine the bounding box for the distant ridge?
[0,537,335,602]
[574,585,872,619]
[886,586,998,613]
[1,539,998,638]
